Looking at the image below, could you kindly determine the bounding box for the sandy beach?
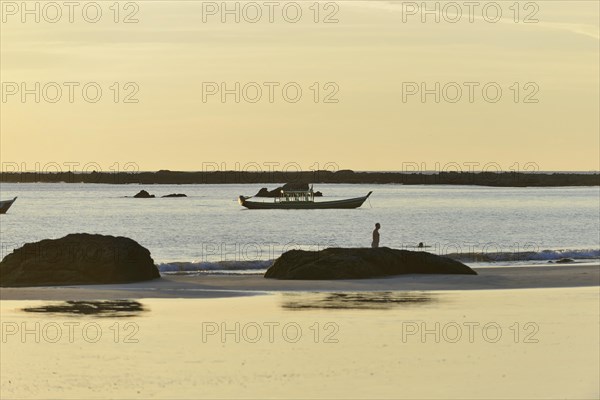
[2,264,599,399]
[1,264,598,300]
[1,285,598,399]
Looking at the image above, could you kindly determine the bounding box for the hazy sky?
[1,1,598,172]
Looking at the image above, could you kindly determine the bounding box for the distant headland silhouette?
[1,170,598,186]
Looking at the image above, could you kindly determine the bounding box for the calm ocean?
[1,183,598,273]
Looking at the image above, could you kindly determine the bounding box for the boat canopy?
[276,189,315,203]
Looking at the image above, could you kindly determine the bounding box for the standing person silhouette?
[371,223,381,248]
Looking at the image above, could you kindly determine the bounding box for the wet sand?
[1,264,598,300]
[1,287,598,399]
[2,264,598,399]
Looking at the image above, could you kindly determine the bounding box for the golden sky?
[1,1,598,172]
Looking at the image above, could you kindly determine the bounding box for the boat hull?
[239,192,372,210]
[0,197,17,214]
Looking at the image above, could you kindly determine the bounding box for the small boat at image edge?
[0,197,17,214]
[238,190,372,210]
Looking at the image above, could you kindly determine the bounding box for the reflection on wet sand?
[281,291,437,310]
[22,300,147,317]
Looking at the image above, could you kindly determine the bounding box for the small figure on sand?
[371,223,381,248]
[418,242,424,249]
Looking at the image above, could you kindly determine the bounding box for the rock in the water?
[161,193,187,198]
[133,190,155,198]
[556,258,575,264]
[264,247,477,280]
[0,233,160,287]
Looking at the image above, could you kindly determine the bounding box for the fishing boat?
[0,197,17,214]
[238,189,372,210]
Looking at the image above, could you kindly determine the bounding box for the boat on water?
[238,189,372,210]
[0,197,17,214]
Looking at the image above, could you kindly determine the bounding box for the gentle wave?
[158,260,273,273]
[446,249,600,262]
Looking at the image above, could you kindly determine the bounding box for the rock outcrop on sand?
[254,182,323,197]
[0,234,160,287]
[264,247,477,280]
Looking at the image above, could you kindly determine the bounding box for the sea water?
[0,183,598,273]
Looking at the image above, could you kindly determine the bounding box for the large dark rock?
[0,234,160,287]
[264,247,477,280]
